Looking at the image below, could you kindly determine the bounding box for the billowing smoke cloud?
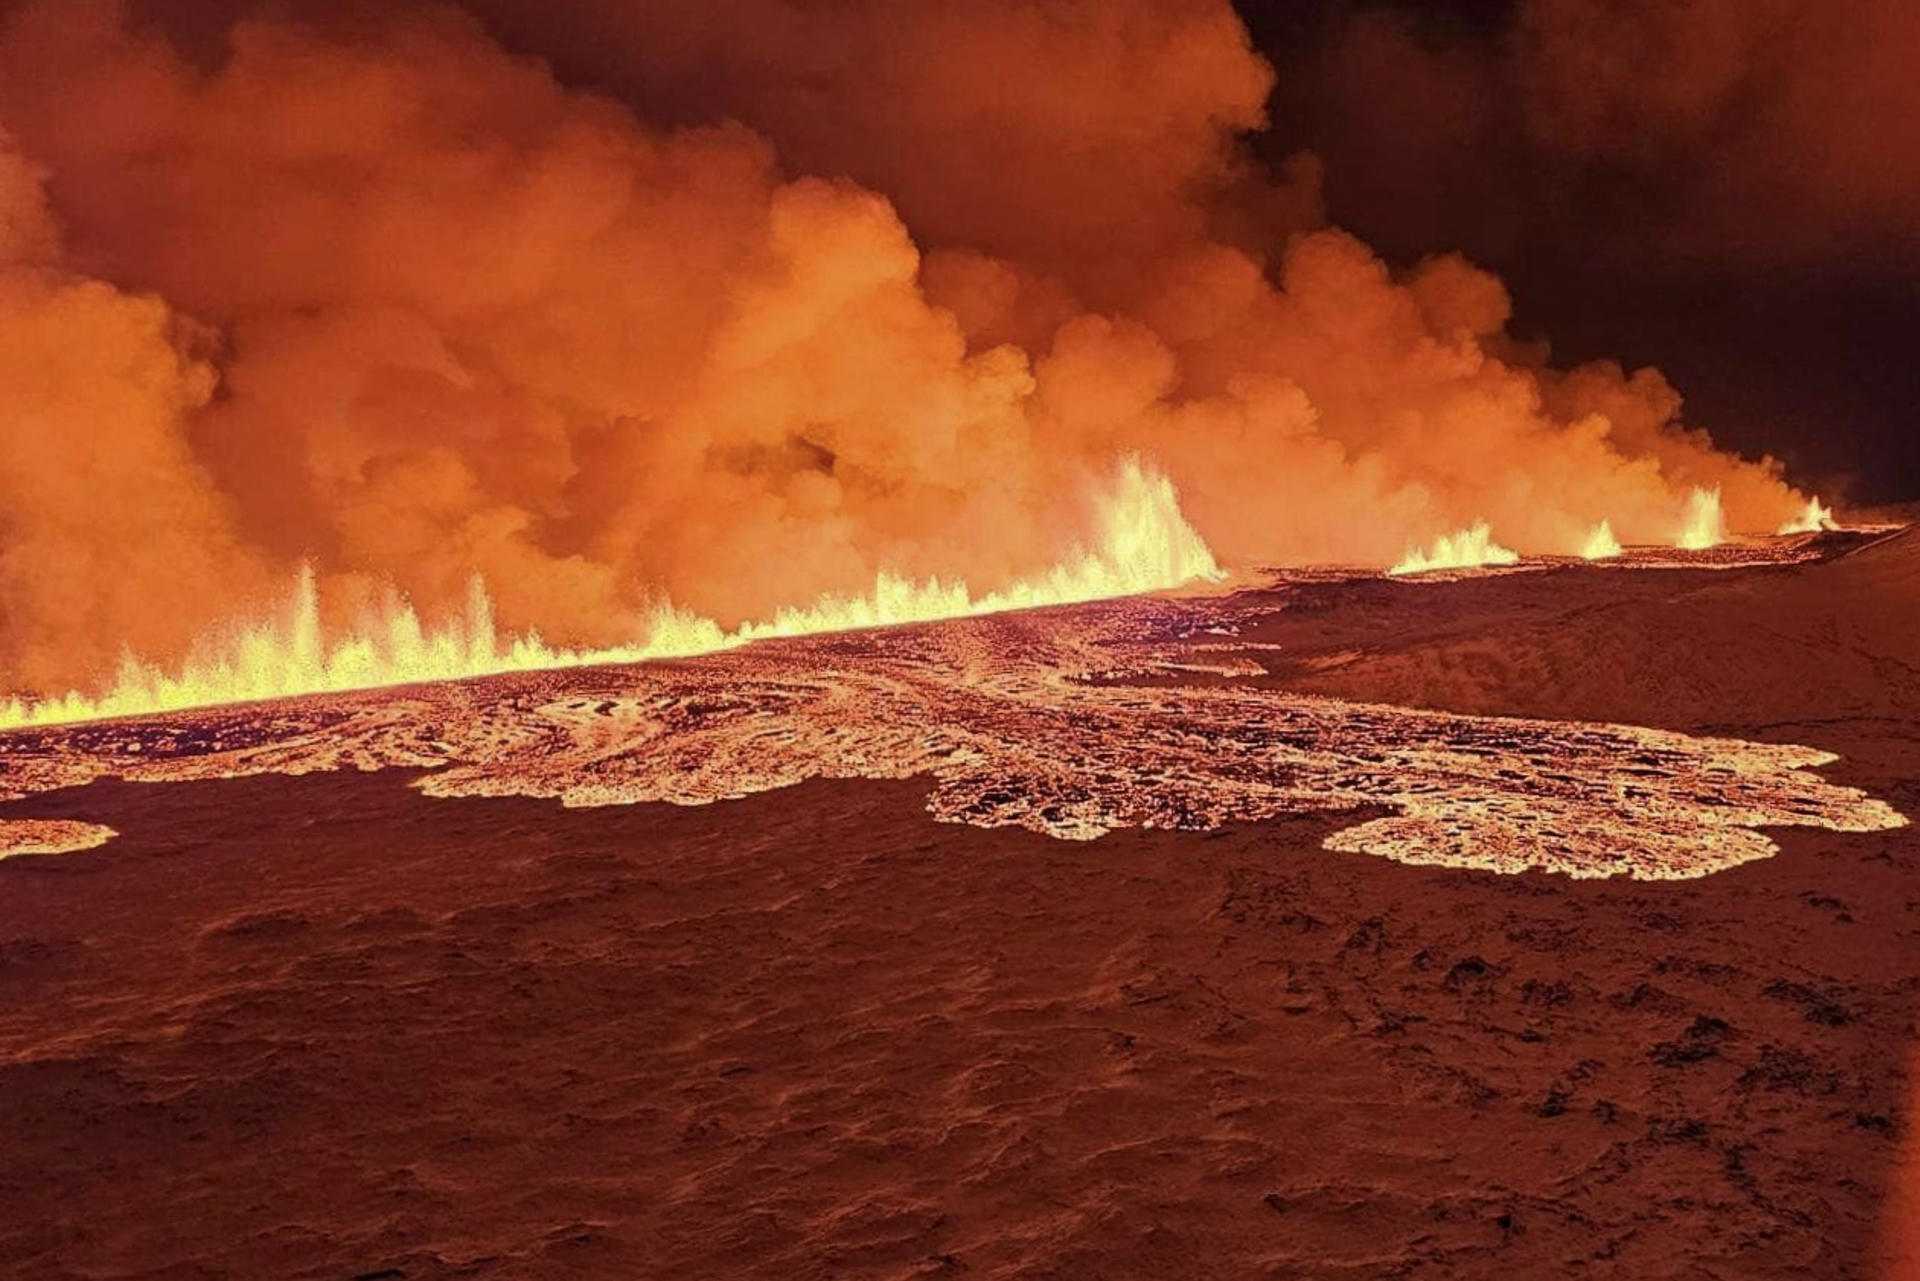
[453,0,1323,285]
[0,0,1809,696]
[0,135,273,691]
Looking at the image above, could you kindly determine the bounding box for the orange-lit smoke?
[0,0,1816,702]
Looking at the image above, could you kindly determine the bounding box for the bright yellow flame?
[1580,519,1622,560]
[1778,496,1839,535]
[1387,521,1519,576]
[1677,486,1724,549]
[0,457,1222,729]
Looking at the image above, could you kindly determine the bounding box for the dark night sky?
[1237,0,1918,503]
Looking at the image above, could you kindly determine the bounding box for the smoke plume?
[0,0,1813,697]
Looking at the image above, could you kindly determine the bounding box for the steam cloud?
[0,0,1813,697]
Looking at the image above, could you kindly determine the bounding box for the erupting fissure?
[0,1,1849,712]
[1678,487,1726,549]
[1779,496,1841,534]
[2,546,1905,879]
[1581,520,1623,560]
[0,459,1220,729]
[1387,522,1520,576]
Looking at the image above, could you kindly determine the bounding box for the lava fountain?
[1677,487,1726,549]
[0,458,1220,729]
[1580,520,1623,560]
[1388,522,1520,576]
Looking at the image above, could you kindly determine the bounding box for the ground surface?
[1,533,1916,1280]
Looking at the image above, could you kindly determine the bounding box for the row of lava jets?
[0,480,1843,730]
[1389,489,1838,575]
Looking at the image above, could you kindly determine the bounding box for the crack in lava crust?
[0,589,1905,879]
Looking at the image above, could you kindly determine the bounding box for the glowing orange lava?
[0,458,1220,730]
[2,548,1903,880]
[1387,522,1519,576]
[1778,495,1841,534]
[1580,519,1623,560]
[1677,486,1726,549]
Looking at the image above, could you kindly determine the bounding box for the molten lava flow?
[1387,522,1519,576]
[0,564,1904,878]
[0,458,1220,730]
[1580,520,1623,560]
[1677,487,1726,549]
[0,819,116,859]
[1778,496,1840,534]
